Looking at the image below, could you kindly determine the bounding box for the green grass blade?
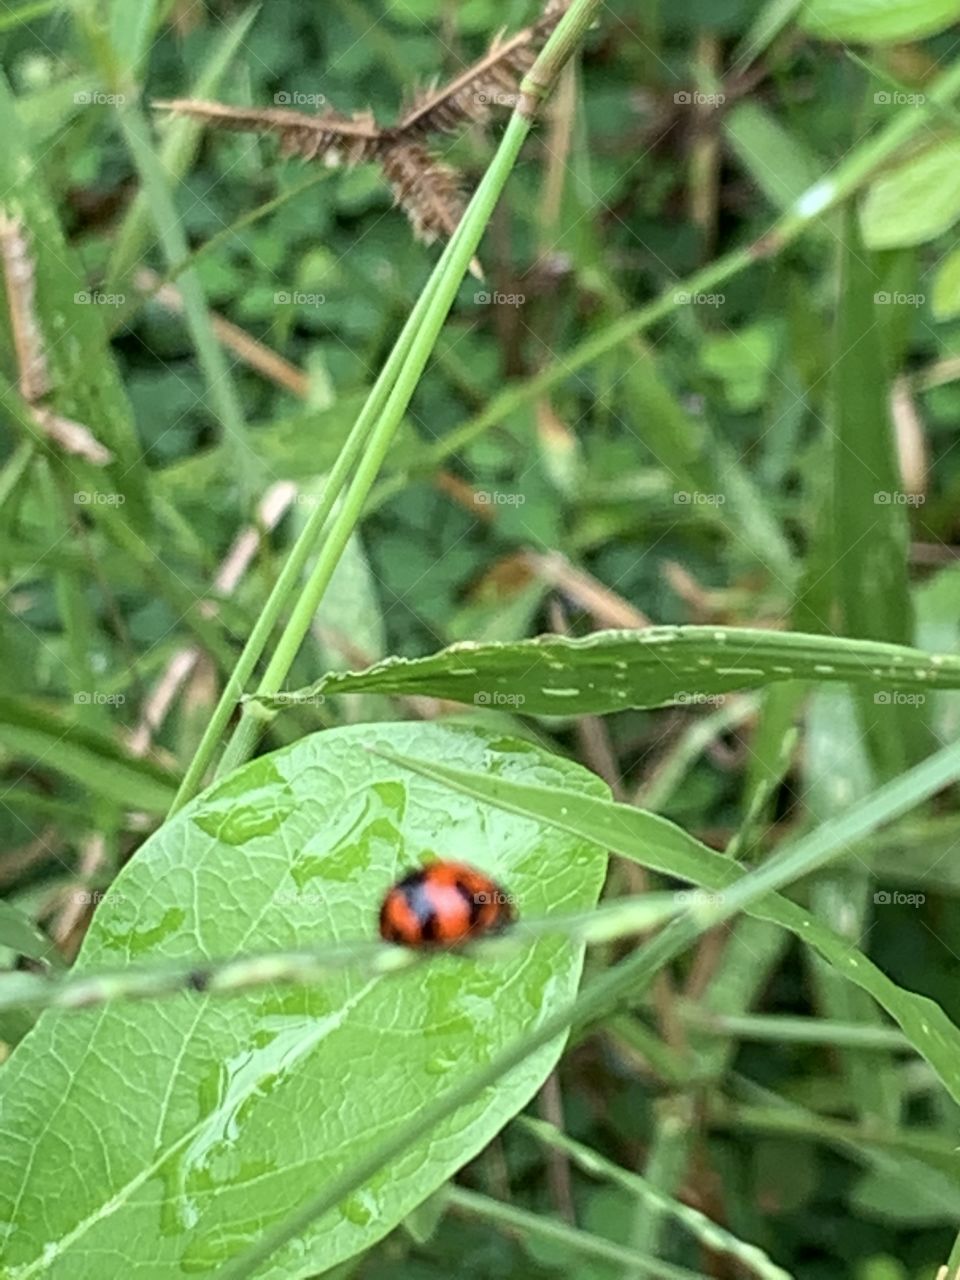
[258,626,960,715]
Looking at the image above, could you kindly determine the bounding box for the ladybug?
[379,860,515,947]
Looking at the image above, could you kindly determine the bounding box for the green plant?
[3,0,960,1277]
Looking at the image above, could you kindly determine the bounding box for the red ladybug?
[379,860,515,947]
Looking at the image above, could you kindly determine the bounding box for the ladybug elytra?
[379,860,515,947]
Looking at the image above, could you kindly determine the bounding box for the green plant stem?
[168,332,411,810]
[521,1118,791,1280]
[115,103,254,497]
[0,892,681,1012]
[444,1186,707,1280]
[213,115,534,778]
[681,1009,909,1050]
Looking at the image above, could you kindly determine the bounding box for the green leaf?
[0,900,55,966]
[831,217,919,773]
[799,0,960,43]
[725,103,823,213]
[0,697,178,813]
[374,749,960,1107]
[259,627,960,717]
[0,72,146,490]
[932,243,960,319]
[0,723,607,1278]
[860,139,960,248]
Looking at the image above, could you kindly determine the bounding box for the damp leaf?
[0,722,607,1279]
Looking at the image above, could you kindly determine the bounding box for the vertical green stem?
[215,113,533,779]
[174,0,603,803]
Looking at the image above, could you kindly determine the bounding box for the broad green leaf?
[860,139,960,248]
[932,244,960,319]
[799,0,960,43]
[0,697,177,812]
[0,723,607,1278]
[259,627,960,717]
[377,750,960,1107]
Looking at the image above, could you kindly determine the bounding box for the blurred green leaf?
[799,0,960,43]
[860,138,960,248]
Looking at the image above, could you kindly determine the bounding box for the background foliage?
[2,0,960,1277]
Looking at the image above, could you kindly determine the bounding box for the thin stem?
[445,1185,706,1280]
[216,120,534,777]
[0,892,680,1013]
